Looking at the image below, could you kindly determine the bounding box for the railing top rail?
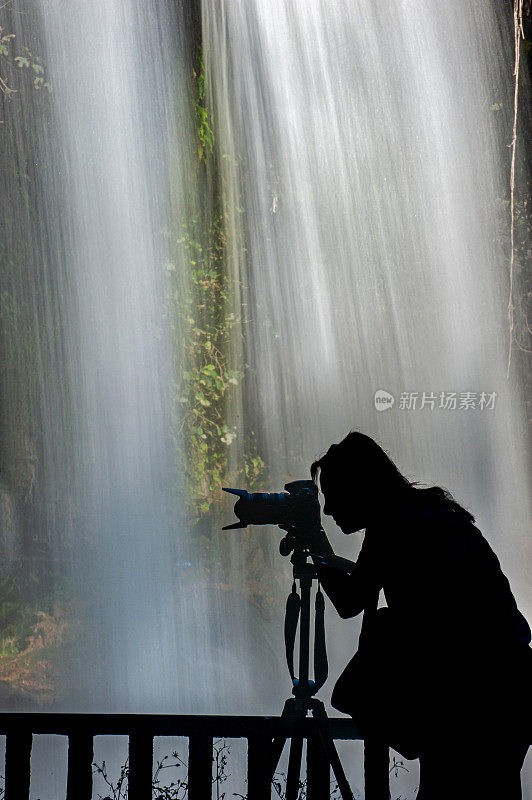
[0,712,361,740]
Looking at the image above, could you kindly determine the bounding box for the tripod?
[270,545,354,800]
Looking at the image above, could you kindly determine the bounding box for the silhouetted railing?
[0,712,389,800]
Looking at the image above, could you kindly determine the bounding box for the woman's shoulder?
[400,492,485,552]
[401,496,508,576]
[403,491,472,529]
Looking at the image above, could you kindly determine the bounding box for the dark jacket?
[317,501,531,754]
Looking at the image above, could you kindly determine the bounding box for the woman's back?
[371,496,531,653]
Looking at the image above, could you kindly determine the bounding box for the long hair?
[311,431,474,523]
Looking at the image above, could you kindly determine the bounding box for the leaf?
[14,56,30,68]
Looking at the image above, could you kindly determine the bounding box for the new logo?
[374,389,395,411]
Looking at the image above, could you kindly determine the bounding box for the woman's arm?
[310,530,381,618]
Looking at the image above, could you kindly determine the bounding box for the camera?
[222,479,321,542]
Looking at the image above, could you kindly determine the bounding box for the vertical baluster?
[129,730,153,800]
[247,732,272,800]
[66,730,94,800]
[306,733,330,800]
[364,739,389,800]
[188,732,213,800]
[5,729,32,800]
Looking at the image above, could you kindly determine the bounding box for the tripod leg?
[271,735,287,777]
[307,733,330,800]
[311,702,354,800]
[271,698,303,781]
[286,737,303,800]
[315,731,354,800]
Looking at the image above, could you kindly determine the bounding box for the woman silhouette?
[308,432,530,799]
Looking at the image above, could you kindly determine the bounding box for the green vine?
[172,212,241,513]
[167,54,267,518]
[194,52,214,165]
[13,46,51,92]
[0,27,51,99]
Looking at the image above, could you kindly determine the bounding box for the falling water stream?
[203,0,531,625]
[34,0,190,712]
[0,0,530,796]
[204,0,532,793]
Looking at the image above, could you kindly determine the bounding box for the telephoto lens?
[222,480,320,531]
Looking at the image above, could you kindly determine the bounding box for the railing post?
[188,732,213,800]
[5,729,32,800]
[129,729,154,800]
[307,733,330,799]
[247,732,272,800]
[66,730,94,800]
[364,739,389,800]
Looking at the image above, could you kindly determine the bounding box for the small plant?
[92,741,353,800]
[0,25,17,97]
[93,741,231,800]
[0,27,51,99]
[13,46,51,92]
[93,752,189,800]
[212,740,231,800]
[93,759,128,800]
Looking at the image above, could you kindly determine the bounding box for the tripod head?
[289,548,318,579]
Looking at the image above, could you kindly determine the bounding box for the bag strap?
[313,583,328,691]
[284,581,301,683]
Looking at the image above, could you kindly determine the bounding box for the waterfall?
[0,0,530,794]
[1,0,282,718]
[27,0,196,711]
[203,0,531,788]
[203,0,530,611]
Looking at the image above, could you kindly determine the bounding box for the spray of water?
[203,0,530,605]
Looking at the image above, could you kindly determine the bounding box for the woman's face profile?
[320,469,367,534]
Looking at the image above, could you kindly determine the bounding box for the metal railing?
[0,712,389,800]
